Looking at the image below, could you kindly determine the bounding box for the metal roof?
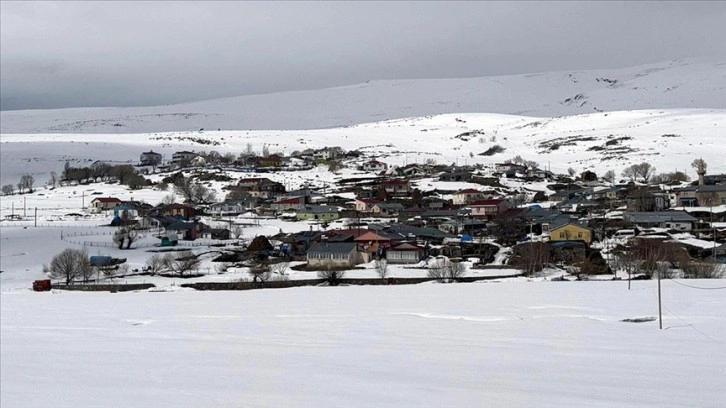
[623,211,698,223]
[307,242,358,254]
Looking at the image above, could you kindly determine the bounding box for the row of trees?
[2,174,35,195]
[43,248,128,284]
[58,161,149,189]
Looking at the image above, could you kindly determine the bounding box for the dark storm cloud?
[1,1,725,110]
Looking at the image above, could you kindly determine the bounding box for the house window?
[559,232,565,239]
[577,232,583,238]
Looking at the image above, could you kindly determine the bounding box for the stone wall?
[52,283,156,292]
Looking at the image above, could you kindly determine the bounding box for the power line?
[670,279,726,290]
[661,302,720,344]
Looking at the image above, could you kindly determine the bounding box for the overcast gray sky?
[1,1,725,110]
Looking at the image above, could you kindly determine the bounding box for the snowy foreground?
[2,280,724,408]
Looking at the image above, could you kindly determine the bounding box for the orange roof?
[354,231,391,242]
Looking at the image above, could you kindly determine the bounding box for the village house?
[306,241,362,268]
[199,228,231,240]
[354,230,397,261]
[370,223,450,245]
[387,164,426,178]
[166,220,206,241]
[254,154,282,168]
[526,168,554,179]
[160,203,197,220]
[438,171,472,182]
[355,198,382,213]
[209,198,258,216]
[361,159,388,173]
[469,199,513,219]
[557,196,601,213]
[674,185,726,207]
[90,197,121,212]
[452,189,487,205]
[548,223,594,245]
[622,211,698,231]
[140,150,162,166]
[714,243,726,263]
[270,196,308,213]
[386,242,427,264]
[494,163,527,175]
[371,203,405,217]
[296,206,340,222]
[626,188,670,212]
[112,201,148,219]
[171,151,198,166]
[380,179,413,196]
[312,147,343,162]
[549,187,592,203]
[591,186,626,201]
[237,177,286,199]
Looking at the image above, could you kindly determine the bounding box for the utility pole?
[35,207,37,227]
[657,268,663,330]
[24,196,27,218]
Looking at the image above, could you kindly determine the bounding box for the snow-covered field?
[2,57,725,407]
[2,280,725,408]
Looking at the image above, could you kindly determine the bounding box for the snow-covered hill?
[2,109,724,187]
[2,58,725,134]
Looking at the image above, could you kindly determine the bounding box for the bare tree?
[633,162,655,182]
[214,262,233,274]
[509,242,551,276]
[112,226,145,249]
[269,261,289,276]
[173,176,195,202]
[683,260,723,279]
[1,184,14,195]
[621,166,637,182]
[691,158,707,174]
[327,159,343,173]
[44,248,92,285]
[19,174,35,193]
[100,264,122,282]
[262,144,270,158]
[318,267,346,286]
[144,254,166,275]
[48,171,58,188]
[239,143,256,162]
[375,259,388,279]
[222,152,236,164]
[162,251,201,276]
[603,169,616,184]
[567,167,576,177]
[231,225,244,240]
[524,160,539,170]
[249,262,271,282]
[161,193,176,205]
[427,258,466,283]
[192,183,216,203]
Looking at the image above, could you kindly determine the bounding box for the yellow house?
[549,223,593,244]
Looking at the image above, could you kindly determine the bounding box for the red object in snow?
[32,279,51,292]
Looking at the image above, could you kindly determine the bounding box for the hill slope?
[1,109,724,186]
[1,58,725,134]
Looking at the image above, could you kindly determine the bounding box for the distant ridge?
[1,57,724,134]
